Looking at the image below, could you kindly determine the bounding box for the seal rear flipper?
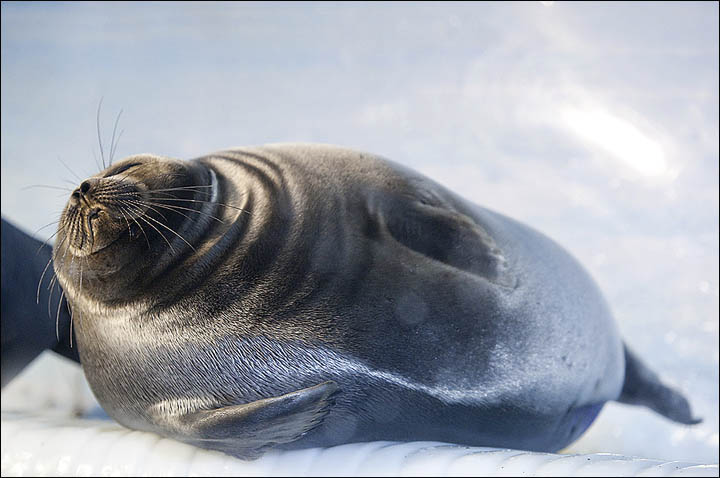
[617,344,701,425]
[170,381,338,460]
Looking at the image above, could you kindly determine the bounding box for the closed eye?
[105,162,141,177]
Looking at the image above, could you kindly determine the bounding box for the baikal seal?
[49,143,700,459]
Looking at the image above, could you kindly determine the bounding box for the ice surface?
[1,1,717,466]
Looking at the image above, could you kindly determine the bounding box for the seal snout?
[70,178,101,206]
[61,175,145,256]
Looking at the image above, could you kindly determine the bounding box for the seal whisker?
[138,211,196,252]
[72,209,86,251]
[70,257,87,348]
[136,214,176,253]
[70,307,75,347]
[119,204,151,249]
[109,108,123,166]
[21,184,73,192]
[33,222,62,256]
[49,237,71,325]
[150,184,214,190]
[148,195,250,215]
[47,272,58,293]
[33,219,61,237]
[135,199,225,224]
[122,204,177,254]
[57,155,85,183]
[47,273,56,321]
[37,232,67,306]
[128,199,197,225]
[53,231,72,273]
[96,97,106,170]
[120,200,197,253]
[55,289,65,342]
[36,255,55,305]
[91,148,103,175]
[125,199,170,223]
[115,205,134,238]
[148,185,214,196]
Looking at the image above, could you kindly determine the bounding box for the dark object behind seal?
[1,218,77,387]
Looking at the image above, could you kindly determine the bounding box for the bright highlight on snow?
[563,108,668,177]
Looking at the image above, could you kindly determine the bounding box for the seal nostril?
[80,181,91,194]
[71,190,80,199]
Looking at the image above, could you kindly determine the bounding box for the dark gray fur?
[2,144,699,459]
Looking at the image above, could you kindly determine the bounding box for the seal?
[47,143,700,459]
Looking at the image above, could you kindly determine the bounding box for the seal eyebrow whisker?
[57,155,85,183]
[96,97,106,170]
[91,148,102,174]
[108,109,123,166]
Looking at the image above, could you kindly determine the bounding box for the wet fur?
[46,144,699,459]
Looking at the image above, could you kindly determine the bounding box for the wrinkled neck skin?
[52,155,252,321]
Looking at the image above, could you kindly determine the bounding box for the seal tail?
[617,344,701,425]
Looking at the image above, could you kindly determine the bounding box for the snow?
[1,1,717,466]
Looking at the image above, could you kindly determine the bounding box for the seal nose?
[71,178,100,204]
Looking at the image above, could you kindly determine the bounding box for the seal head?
[54,155,216,305]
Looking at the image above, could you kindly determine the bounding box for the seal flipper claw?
[173,381,339,460]
[618,344,701,425]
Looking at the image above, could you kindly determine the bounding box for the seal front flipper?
[165,381,338,460]
[383,194,515,288]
